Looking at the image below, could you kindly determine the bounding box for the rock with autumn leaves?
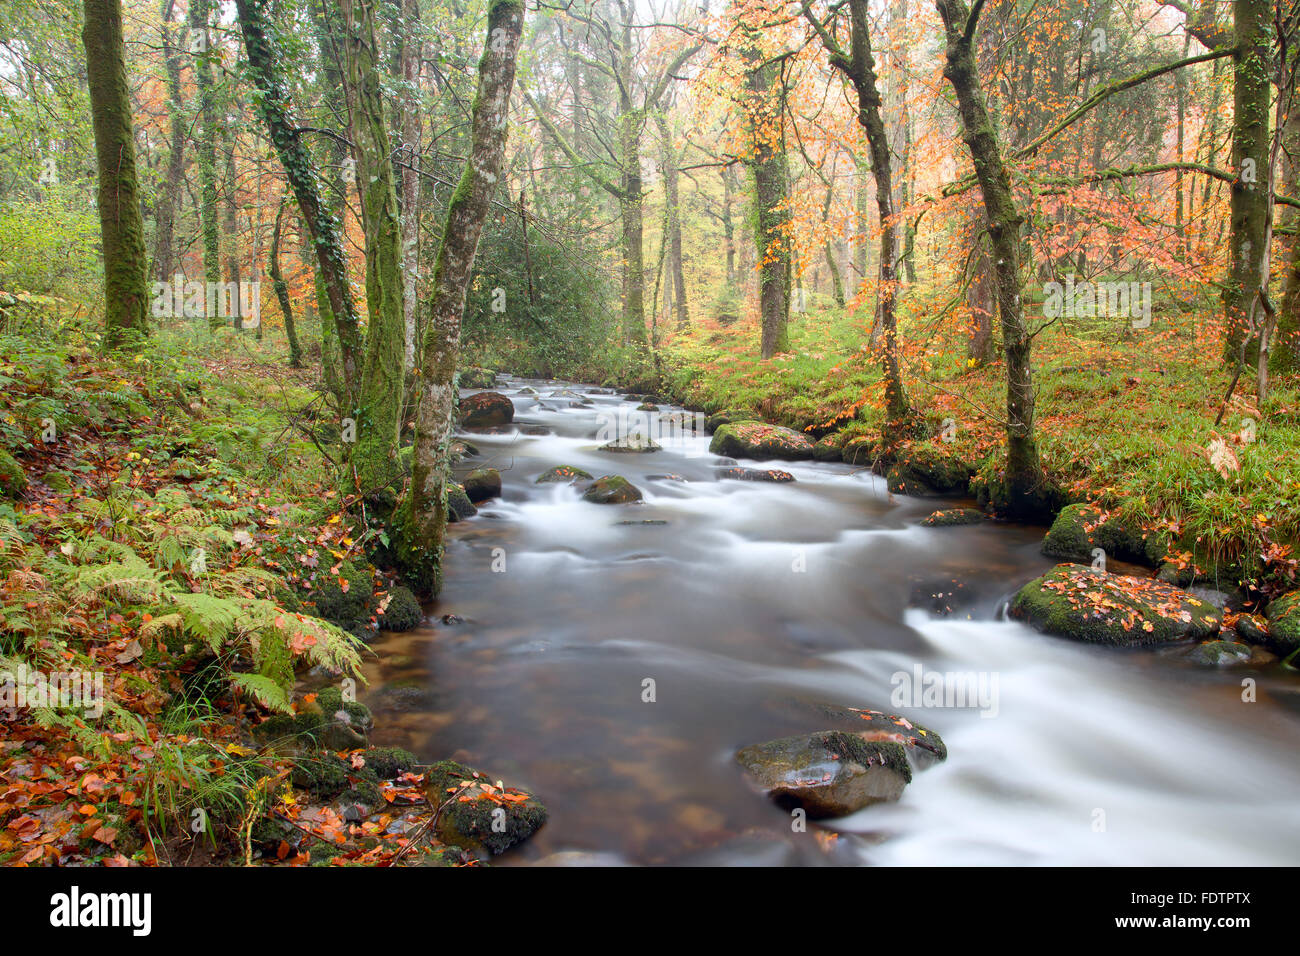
[424,760,547,856]
[709,421,816,461]
[1010,564,1221,647]
[736,709,946,819]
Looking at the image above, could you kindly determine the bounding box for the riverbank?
[0,328,543,865]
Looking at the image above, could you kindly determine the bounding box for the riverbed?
[361,377,1300,865]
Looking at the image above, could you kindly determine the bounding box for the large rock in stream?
[1009,564,1220,647]
[736,730,914,819]
[424,760,547,856]
[582,475,642,504]
[709,421,815,461]
[459,391,514,428]
[1041,503,1167,566]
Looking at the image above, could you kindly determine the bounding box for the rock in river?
[537,465,593,483]
[736,730,912,819]
[424,760,547,856]
[1265,591,1300,658]
[1009,564,1220,647]
[600,435,661,453]
[582,475,642,504]
[459,391,514,428]
[463,467,501,502]
[716,466,795,482]
[709,421,815,461]
[921,508,985,527]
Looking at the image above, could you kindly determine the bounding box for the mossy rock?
[715,467,795,483]
[449,439,480,463]
[463,467,502,502]
[316,686,373,732]
[1186,640,1252,666]
[360,747,420,779]
[302,559,376,638]
[446,484,477,522]
[459,391,514,428]
[424,760,548,856]
[1042,503,1167,566]
[377,586,423,632]
[704,409,747,434]
[921,508,985,527]
[841,436,878,467]
[537,465,593,484]
[1264,591,1300,658]
[459,367,497,388]
[736,730,912,819]
[1009,564,1221,647]
[885,445,972,496]
[0,448,26,499]
[812,434,843,462]
[709,421,815,461]
[582,475,642,504]
[765,699,947,767]
[600,436,661,453]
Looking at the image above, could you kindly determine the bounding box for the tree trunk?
[190,0,222,297]
[656,114,689,330]
[341,0,406,497]
[396,0,523,594]
[83,0,149,349]
[1224,0,1271,365]
[151,0,185,284]
[936,0,1054,519]
[270,198,303,368]
[822,184,845,307]
[235,0,365,404]
[743,44,791,359]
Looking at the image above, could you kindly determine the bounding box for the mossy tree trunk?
[395,0,523,594]
[270,198,303,368]
[340,0,406,497]
[936,0,1052,519]
[802,0,916,433]
[189,0,222,302]
[656,112,689,330]
[83,0,149,349]
[742,40,791,359]
[1272,13,1300,374]
[151,0,185,284]
[235,0,365,406]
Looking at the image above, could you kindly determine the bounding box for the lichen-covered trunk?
[937,0,1050,518]
[341,0,406,497]
[1224,0,1272,366]
[743,48,791,359]
[619,107,648,349]
[83,0,149,349]
[1272,24,1300,374]
[396,0,523,595]
[965,205,996,366]
[398,0,422,374]
[189,0,221,294]
[151,0,185,283]
[235,0,365,405]
[656,114,689,330]
[270,199,302,368]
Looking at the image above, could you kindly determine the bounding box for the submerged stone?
[736,730,911,819]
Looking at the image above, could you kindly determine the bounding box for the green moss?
[0,448,26,499]
[921,508,985,527]
[377,585,423,632]
[582,475,642,504]
[1042,503,1167,566]
[536,465,592,483]
[361,747,420,779]
[424,759,547,856]
[709,421,815,461]
[885,445,972,496]
[1265,591,1300,657]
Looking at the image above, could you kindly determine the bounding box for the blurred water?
[361,376,1300,866]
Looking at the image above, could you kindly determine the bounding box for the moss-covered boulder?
[446,484,477,522]
[459,391,514,428]
[812,434,843,462]
[762,699,947,768]
[536,465,593,484]
[841,436,877,467]
[1009,565,1221,647]
[1264,591,1300,658]
[885,445,972,496]
[459,367,497,388]
[1042,503,1167,566]
[462,467,501,502]
[301,559,376,638]
[921,508,986,527]
[0,448,26,499]
[360,746,421,779]
[424,760,547,856]
[709,421,815,461]
[705,409,748,434]
[377,586,423,632]
[1185,640,1253,666]
[449,439,480,463]
[735,730,911,819]
[973,462,1067,523]
[600,435,661,453]
[715,467,795,483]
[582,475,642,504]
[254,688,374,752]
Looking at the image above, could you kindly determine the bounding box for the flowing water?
[361,377,1300,866]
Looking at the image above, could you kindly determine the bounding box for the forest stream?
[354,378,1300,866]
